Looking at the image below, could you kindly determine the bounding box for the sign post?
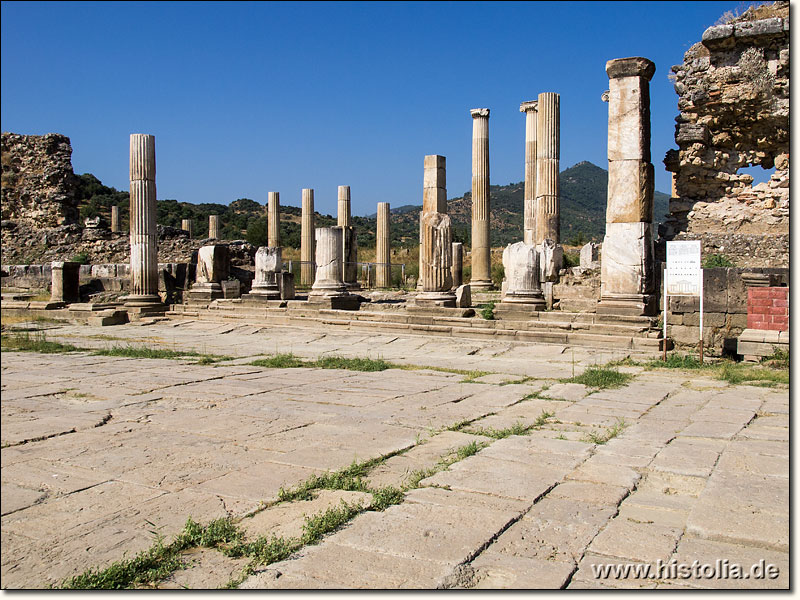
[665,241,703,362]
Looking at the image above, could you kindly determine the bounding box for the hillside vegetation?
[76,161,669,249]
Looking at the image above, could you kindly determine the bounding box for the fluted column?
[182,219,193,238]
[535,93,560,244]
[417,154,456,306]
[250,246,281,298]
[376,202,391,288]
[126,134,160,306]
[598,57,657,316]
[300,188,315,285]
[111,205,121,233]
[309,227,347,297]
[452,242,463,288]
[520,101,538,246]
[209,215,220,239]
[470,108,492,290]
[337,185,351,227]
[268,191,280,248]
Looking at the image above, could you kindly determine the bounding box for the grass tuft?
[314,355,392,372]
[1,332,80,354]
[582,418,627,445]
[564,366,632,389]
[249,353,307,368]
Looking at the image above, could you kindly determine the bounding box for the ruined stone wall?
[1,132,80,227]
[661,2,789,267]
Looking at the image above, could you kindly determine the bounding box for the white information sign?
[666,241,702,296]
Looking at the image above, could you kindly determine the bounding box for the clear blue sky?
[2,1,745,217]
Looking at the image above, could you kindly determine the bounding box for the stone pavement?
[0,319,789,589]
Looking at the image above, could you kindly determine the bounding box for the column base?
[469,279,494,291]
[306,295,361,311]
[123,294,162,307]
[494,302,544,320]
[414,292,456,308]
[247,285,281,300]
[596,293,656,317]
[187,283,224,301]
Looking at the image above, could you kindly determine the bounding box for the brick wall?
[748,287,789,331]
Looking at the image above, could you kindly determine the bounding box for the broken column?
[498,242,545,310]
[182,219,193,238]
[268,191,280,248]
[209,215,220,239]
[126,134,161,306]
[247,246,281,299]
[189,244,229,300]
[375,202,391,288]
[337,185,359,290]
[50,261,80,304]
[300,188,315,286]
[308,226,359,309]
[520,100,538,246]
[452,242,463,288]
[111,205,121,233]
[598,57,657,316]
[417,155,455,307]
[470,108,492,291]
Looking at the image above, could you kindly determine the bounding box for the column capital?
[519,100,538,113]
[470,108,490,118]
[606,57,655,81]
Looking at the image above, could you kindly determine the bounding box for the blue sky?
[2,1,745,216]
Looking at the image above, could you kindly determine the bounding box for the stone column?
[300,188,315,285]
[470,108,492,291]
[375,202,391,288]
[520,101,538,246]
[535,93,560,245]
[111,205,121,233]
[452,242,463,288]
[182,219,193,238]
[268,191,280,248]
[126,133,160,306]
[309,227,347,297]
[417,155,455,307]
[500,242,545,308]
[189,244,229,300]
[337,185,351,227]
[51,261,80,304]
[337,185,358,289]
[249,246,281,299]
[209,215,220,239]
[598,57,657,316]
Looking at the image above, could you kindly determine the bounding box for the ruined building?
[662,1,789,267]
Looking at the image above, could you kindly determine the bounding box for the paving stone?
[588,517,682,563]
[615,502,689,529]
[679,419,747,439]
[538,383,588,401]
[157,547,249,589]
[240,490,373,541]
[0,483,47,516]
[546,481,630,507]
[403,486,530,514]
[196,462,323,503]
[569,551,658,589]
[566,460,641,489]
[468,551,576,589]
[650,437,726,477]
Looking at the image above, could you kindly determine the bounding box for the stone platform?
[0,319,788,589]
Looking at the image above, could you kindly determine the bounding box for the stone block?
[675,123,709,146]
[606,160,654,223]
[734,17,784,39]
[221,280,240,299]
[607,76,651,162]
[454,284,471,308]
[196,244,230,284]
[601,222,653,296]
[51,261,81,303]
[279,271,295,300]
[579,242,599,268]
[702,24,734,42]
[538,240,563,283]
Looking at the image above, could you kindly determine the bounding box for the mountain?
[76,162,669,249]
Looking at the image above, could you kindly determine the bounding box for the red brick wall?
[747,287,789,331]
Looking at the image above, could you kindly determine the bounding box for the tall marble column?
[268,191,280,248]
[126,134,160,306]
[598,57,657,316]
[209,215,220,239]
[520,101,538,246]
[470,108,492,291]
[337,185,359,289]
[300,188,315,285]
[535,93,560,244]
[111,205,121,233]
[309,227,347,297]
[375,202,391,288]
[182,218,193,238]
[452,242,464,288]
[417,155,455,306]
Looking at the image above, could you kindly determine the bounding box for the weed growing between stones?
[466,411,554,439]
[249,353,307,368]
[563,366,632,389]
[582,418,627,445]
[478,301,496,320]
[1,331,80,353]
[95,344,232,363]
